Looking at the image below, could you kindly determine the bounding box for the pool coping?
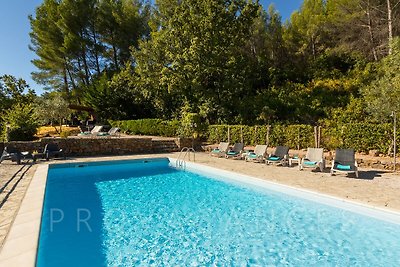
[1,156,400,266]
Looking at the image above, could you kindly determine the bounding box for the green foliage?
[36,92,71,133]
[362,37,400,119]
[207,124,314,148]
[110,119,179,137]
[29,0,149,97]
[133,0,260,121]
[60,131,71,138]
[83,71,154,121]
[0,75,36,109]
[1,104,39,141]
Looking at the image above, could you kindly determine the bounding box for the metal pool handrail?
[176,147,195,169]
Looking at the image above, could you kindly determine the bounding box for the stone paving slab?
[0,162,37,249]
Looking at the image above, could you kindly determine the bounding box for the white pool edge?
[1,157,400,267]
[169,158,400,225]
[0,164,48,267]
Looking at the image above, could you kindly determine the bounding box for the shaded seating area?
[330,149,358,177]
[225,143,244,159]
[300,148,325,172]
[245,145,268,163]
[211,142,230,157]
[266,146,289,166]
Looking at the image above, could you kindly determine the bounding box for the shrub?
[2,104,38,141]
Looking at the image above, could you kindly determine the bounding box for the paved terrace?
[1,152,400,252]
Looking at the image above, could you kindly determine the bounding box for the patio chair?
[245,145,268,163]
[225,143,244,159]
[299,148,325,172]
[78,125,103,136]
[44,143,65,161]
[0,146,32,165]
[210,142,229,157]
[265,146,289,166]
[97,127,120,136]
[330,149,358,177]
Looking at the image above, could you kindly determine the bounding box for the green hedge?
[208,123,394,153]
[111,119,395,153]
[110,119,179,137]
[207,124,315,148]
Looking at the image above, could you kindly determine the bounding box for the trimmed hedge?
[110,119,179,137]
[111,119,395,153]
[208,123,394,153]
[207,124,314,149]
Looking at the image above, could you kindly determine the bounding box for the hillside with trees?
[0,0,397,146]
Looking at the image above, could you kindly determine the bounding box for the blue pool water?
[37,158,400,266]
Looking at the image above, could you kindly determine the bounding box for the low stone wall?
[1,136,185,156]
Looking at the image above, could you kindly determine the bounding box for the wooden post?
[227,126,230,144]
[318,126,321,148]
[314,126,318,148]
[266,125,271,147]
[240,126,243,143]
[297,127,300,150]
[254,126,258,145]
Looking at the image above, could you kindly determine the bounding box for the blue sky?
[0,0,303,95]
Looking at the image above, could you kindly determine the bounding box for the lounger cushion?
[211,149,220,153]
[247,153,257,158]
[268,156,281,161]
[304,161,317,165]
[337,164,351,170]
[227,151,239,156]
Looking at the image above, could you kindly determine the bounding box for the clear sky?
[0,0,303,95]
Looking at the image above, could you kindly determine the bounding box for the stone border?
[2,156,400,266]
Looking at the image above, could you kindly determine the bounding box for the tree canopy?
[28,0,400,124]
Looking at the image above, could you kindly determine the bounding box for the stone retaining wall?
[0,136,187,156]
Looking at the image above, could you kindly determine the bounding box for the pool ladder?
[176,147,195,169]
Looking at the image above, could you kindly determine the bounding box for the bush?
[110,119,179,137]
[2,104,38,141]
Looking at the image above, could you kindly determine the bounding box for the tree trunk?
[387,0,393,54]
[92,22,101,74]
[62,66,70,97]
[365,2,378,61]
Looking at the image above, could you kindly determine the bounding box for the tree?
[36,93,71,134]
[29,0,149,102]
[0,75,36,109]
[133,0,259,123]
[362,38,400,118]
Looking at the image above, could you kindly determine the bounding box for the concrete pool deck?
[1,152,400,266]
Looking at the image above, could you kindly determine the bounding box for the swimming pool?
[37,158,400,266]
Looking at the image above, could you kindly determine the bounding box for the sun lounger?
[245,145,268,163]
[210,142,229,157]
[78,125,103,136]
[330,149,358,177]
[265,146,289,166]
[300,148,325,172]
[44,143,65,161]
[225,143,244,159]
[97,127,120,136]
[0,147,32,165]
